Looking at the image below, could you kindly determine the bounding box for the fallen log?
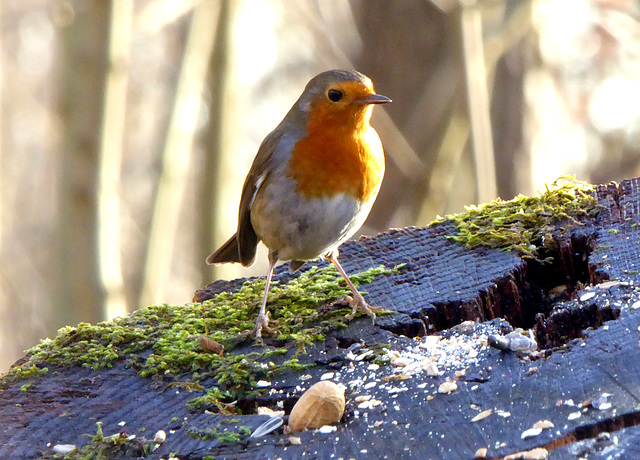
[1,178,639,459]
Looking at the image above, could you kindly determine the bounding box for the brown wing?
[206,129,282,267]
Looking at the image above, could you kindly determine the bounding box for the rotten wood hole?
[377,227,620,350]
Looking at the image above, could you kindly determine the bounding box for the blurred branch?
[373,110,426,182]
[483,0,532,71]
[98,0,133,319]
[415,0,532,222]
[56,0,110,325]
[137,0,198,34]
[201,0,240,284]
[140,0,222,307]
[461,0,496,202]
[417,106,470,223]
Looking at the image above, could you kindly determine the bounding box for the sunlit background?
[1,0,639,371]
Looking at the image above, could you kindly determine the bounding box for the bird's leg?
[253,250,278,339]
[328,250,385,323]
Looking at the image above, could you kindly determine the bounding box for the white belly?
[250,177,373,261]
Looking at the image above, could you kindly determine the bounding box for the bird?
[207,69,391,338]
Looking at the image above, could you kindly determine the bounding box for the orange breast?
[286,108,385,203]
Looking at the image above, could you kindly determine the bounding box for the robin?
[207,69,391,338]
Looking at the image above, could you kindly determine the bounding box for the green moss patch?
[432,177,599,260]
[40,422,157,460]
[186,420,252,443]
[1,264,402,406]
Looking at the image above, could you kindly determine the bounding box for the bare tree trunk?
[139,0,221,307]
[55,0,110,326]
[98,0,133,319]
[460,0,497,203]
[199,0,237,285]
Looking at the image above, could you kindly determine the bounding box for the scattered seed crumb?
[568,411,581,420]
[521,427,542,439]
[532,420,554,430]
[475,447,488,458]
[471,409,493,422]
[317,425,337,434]
[256,380,271,387]
[591,393,612,410]
[438,381,458,394]
[320,372,335,381]
[598,280,627,290]
[391,357,413,367]
[257,406,285,417]
[382,374,410,381]
[425,363,439,376]
[579,292,596,302]
[289,436,301,445]
[52,445,76,455]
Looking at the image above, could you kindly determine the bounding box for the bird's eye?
[327,89,343,102]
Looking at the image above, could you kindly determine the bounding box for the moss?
[186,421,252,443]
[20,383,33,392]
[1,264,402,410]
[8,364,48,381]
[432,177,599,260]
[186,387,235,413]
[39,422,157,460]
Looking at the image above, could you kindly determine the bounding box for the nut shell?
[287,381,345,433]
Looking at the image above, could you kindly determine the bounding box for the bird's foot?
[252,312,278,339]
[344,292,387,324]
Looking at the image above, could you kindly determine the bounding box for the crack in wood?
[378,224,617,352]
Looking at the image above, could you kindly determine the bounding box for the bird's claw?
[252,312,278,339]
[343,293,386,323]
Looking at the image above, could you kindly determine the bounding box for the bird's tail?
[206,233,256,267]
[207,234,241,265]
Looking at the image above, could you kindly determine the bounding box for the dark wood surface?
[2,178,640,459]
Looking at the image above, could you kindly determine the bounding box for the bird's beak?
[358,93,392,105]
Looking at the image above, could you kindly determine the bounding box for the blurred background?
[1,0,640,371]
